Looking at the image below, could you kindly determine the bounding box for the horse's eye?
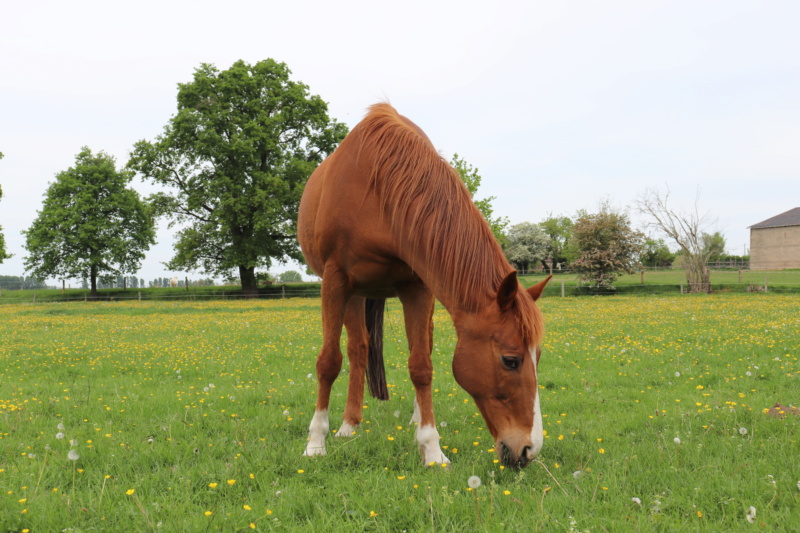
[501,355,521,371]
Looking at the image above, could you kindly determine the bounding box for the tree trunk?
[239,265,258,298]
[90,264,98,299]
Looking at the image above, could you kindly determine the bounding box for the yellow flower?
[227,479,236,486]
[243,504,252,510]
[208,482,218,488]
[297,469,305,474]
[369,510,379,517]
[204,510,213,516]
[397,476,406,480]
[697,511,703,518]
[126,489,135,496]
[599,448,605,454]
[503,490,511,496]
[249,523,256,530]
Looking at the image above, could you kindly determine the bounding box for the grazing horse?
[297,103,551,468]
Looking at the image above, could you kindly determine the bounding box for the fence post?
[561,280,565,298]
[33,292,37,304]
[680,283,684,294]
[138,291,141,301]
[764,276,768,293]
[282,284,286,299]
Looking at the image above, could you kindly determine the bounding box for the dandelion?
[67,449,80,461]
[573,470,583,479]
[208,482,218,488]
[675,371,681,377]
[204,511,213,517]
[70,439,79,447]
[297,469,304,474]
[227,479,236,486]
[126,489,135,496]
[739,427,748,436]
[369,510,378,517]
[243,504,252,510]
[632,497,641,505]
[468,475,482,489]
[503,490,511,496]
[746,506,756,524]
[58,422,65,431]
[598,448,605,454]
[56,432,65,440]
[674,437,681,445]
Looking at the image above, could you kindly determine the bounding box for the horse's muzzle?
[500,442,534,469]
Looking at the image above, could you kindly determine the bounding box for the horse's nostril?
[520,445,534,465]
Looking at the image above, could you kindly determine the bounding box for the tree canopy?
[23,147,155,296]
[0,151,9,264]
[451,154,509,245]
[128,59,348,296]
[571,203,644,290]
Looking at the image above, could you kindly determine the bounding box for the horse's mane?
[356,103,542,345]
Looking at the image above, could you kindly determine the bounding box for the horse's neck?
[399,222,506,315]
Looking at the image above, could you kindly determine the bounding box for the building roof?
[750,207,800,230]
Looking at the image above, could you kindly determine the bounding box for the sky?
[1,0,799,285]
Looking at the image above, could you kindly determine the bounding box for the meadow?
[0,294,798,531]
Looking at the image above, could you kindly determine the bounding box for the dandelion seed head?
[467,475,482,489]
[675,372,681,377]
[674,437,681,445]
[632,497,641,505]
[573,470,583,479]
[70,439,78,447]
[56,432,64,440]
[57,423,65,431]
[67,450,79,461]
[739,427,748,435]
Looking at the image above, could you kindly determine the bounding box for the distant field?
[1,269,799,304]
[0,294,798,531]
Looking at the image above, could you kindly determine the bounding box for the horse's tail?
[365,298,389,400]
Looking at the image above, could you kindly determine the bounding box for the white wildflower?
[746,505,756,524]
[57,422,65,431]
[674,437,681,445]
[70,439,79,447]
[56,432,65,440]
[573,470,583,479]
[467,475,482,489]
[675,371,681,377]
[632,497,642,505]
[67,449,80,461]
[739,427,748,436]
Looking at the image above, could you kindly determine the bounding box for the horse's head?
[452,272,550,469]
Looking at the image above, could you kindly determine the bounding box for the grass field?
[0,294,798,531]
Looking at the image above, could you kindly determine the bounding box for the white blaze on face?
[529,347,544,458]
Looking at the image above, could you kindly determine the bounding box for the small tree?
[572,203,644,290]
[0,151,10,263]
[451,154,509,245]
[637,187,716,293]
[23,148,155,297]
[504,222,550,273]
[278,270,303,283]
[701,231,726,263]
[539,215,574,272]
[641,237,676,268]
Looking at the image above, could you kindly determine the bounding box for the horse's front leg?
[398,283,450,466]
[304,269,348,457]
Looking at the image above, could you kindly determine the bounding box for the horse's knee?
[316,349,342,383]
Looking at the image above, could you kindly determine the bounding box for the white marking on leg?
[416,424,450,466]
[303,409,329,457]
[335,420,357,437]
[410,397,421,425]
[530,349,544,458]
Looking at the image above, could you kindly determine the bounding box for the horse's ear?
[527,274,553,302]
[496,271,519,312]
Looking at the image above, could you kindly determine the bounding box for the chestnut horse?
[298,103,551,468]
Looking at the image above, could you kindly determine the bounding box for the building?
[749,207,800,270]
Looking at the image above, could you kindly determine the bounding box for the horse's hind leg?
[336,296,368,437]
[397,283,450,466]
[304,269,348,457]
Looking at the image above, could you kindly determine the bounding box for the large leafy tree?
[128,59,348,296]
[23,148,155,297]
[572,203,644,290]
[504,222,549,273]
[451,154,509,245]
[0,151,9,263]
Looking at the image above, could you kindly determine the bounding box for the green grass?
[0,295,798,531]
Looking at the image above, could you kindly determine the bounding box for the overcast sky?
[1,0,798,285]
